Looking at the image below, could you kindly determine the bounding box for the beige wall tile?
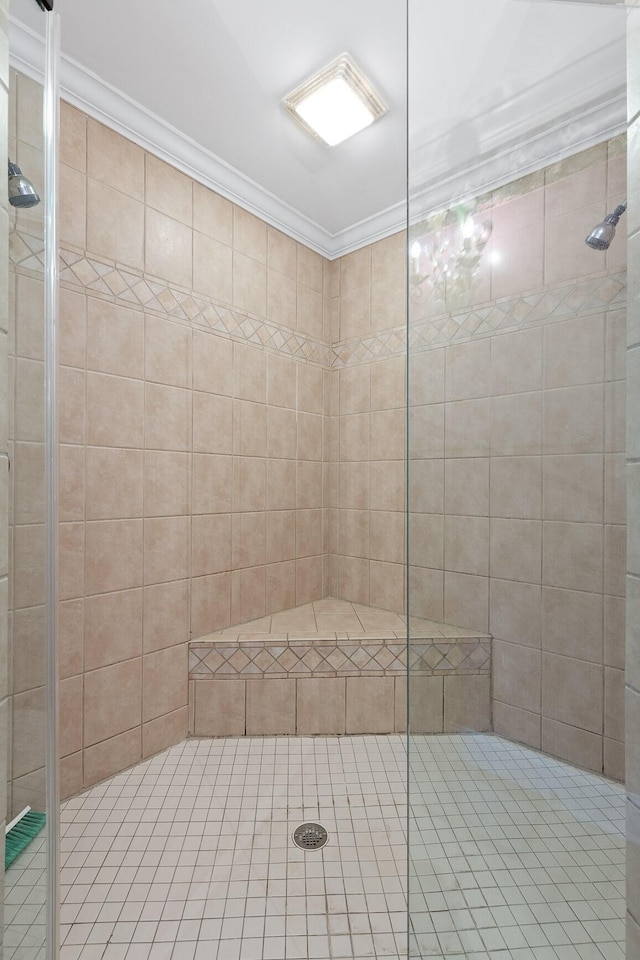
[491,392,542,456]
[336,555,370,606]
[60,753,83,802]
[234,206,267,264]
[15,357,44,442]
[445,399,489,458]
[607,379,626,453]
[490,578,541,647]
[605,523,626,598]
[493,639,541,713]
[409,403,444,459]
[58,598,84,680]
[542,587,603,663]
[339,287,370,340]
[341,247,371,294]
[370,460,404,512]
[445,340,491,401]
[542,652,602,733]
[190,513,230,577]
[370,510,405,564]
[59,163,86,251]
[544,314,605,389]
[295,555,323,606]
[296,678,345,735]
[86,372,143,448]
[246,678,295,735]
[543,384,604,455]
[604,666,624,743]
[409,349,444,406]
[444,571,488,633]
[408,566,443,621]
[193,232,233,303]
[346,677,395,734]
[605,453,626,524]
[85,519,143,595]
[59,287,87,369]
[58,522,84,602]
[84,588,142,671]
[267,353,296,409]
[445,459,489,517]
[490,518,541,583]
[542,521,603,593]
[83,727,141,787]
[145,208,192,289]
[544,201,608,287]
[144,516,190,585]
[193,184,233,245]
[86,299,144,379]
[145,451,191,517]
[370,409,405,462]
[232,512,266,569]
[60,102,86,173]
[445,516,489,576]
[233,251,267,317]
[194,680,245,736]
[191,572,231,637]
[143,644,188,722]
[491,327,542,396]
[541,717,602,773]
[268,227,296,279]
[542,454,603,522]
[604,594,625,670]
[86,179,144,269]
[83,657,142,746]
[408,675,443,734]
[192,330,232,396]
[493,700,540,749]
[369,560,404,613]
[444,676,490,733]
[267,407,297,461]
[234,342,266,403]
[143,706,188,760]
[231,565,266,624]
[409,459,444,515]
[143,316,191,389]
[87,119,144,198]
[491,222,544,300]
[86,447,143,520]
[145,154,192,225]
[265,560,296,614]
[193,392,232,455]
[490,456,541,520]
[143,579,190,653]
[371,356,405,411]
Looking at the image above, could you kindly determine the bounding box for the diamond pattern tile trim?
[189,637,491,679]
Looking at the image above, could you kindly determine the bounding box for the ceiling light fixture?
[283,54,387,147]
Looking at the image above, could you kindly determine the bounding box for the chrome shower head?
[585,201,627,251]
[8,160,40,208]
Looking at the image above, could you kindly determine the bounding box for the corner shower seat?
[188,598,491,737]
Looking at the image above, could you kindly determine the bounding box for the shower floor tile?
[56,734,625,960]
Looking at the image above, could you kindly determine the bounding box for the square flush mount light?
[283,54,387,147]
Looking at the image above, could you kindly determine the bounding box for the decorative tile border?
[11,230,624,370]
[332,271,627,367]
[189,635,491,680]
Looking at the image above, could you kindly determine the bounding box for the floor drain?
[293,823,328,850]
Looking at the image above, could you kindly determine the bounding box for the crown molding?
[9,16,627,259]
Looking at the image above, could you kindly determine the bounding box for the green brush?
[5,806,46,870]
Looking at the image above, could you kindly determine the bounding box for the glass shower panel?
[5,6,59,954]
[407,1,628,956]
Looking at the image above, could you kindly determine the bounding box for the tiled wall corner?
[627,9,640,949]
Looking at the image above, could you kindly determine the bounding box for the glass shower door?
[407,0,629,956]
[5,4,59,957]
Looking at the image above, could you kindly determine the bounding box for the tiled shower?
[1,1,640,958]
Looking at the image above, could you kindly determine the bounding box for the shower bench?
[188,605,491,737]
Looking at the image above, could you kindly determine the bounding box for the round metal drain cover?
[293,823,328,850]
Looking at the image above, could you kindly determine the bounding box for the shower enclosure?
[0,0,638,958]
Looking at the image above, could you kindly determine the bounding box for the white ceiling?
[9,0,628,257]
